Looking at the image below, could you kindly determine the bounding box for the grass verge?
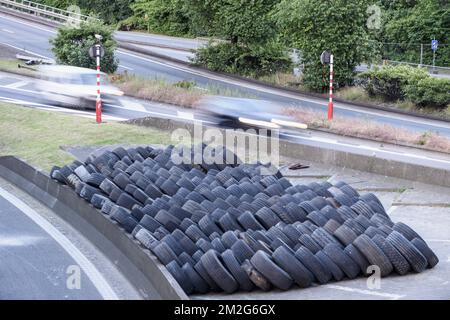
[0,103,170,172]
[285,107,450,154]
[0,59,38,77]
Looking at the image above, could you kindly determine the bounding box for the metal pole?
[432,50,436,74]
[328,54,334,120]
[419,43,423,67]
[95,45,102,124]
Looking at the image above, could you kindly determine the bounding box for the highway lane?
[1,13,449,137]
[0,74,449,172]
[0,186,117,299]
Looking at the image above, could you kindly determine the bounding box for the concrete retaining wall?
[0,155,188,300]
[129,117,450,188]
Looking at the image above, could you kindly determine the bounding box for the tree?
[273,0,378,91]
[126,0,190,36]
[192,0,292,77]
[77,0,134,25]
[382,0,449,66]
[50,20,119,73]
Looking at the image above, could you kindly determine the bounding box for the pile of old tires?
[51,144,438,295]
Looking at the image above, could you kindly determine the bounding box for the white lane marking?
[4,80,29,89]
[177,111,194,120]
[0,235,43,246]
[1,28,14,34]
[0,96,126,121]
[324,284,404,300]
[116,50,449,130]
[118,64,134,71]
[119,99,147,112]
[0,15,57,34]
[0,186,118,300]
[0,41,53,60]
[282,132,450,167]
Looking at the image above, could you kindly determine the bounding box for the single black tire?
[241,259,272,291]
[393,222,423,241]
[411,238,439,269]
[334,224,359,246]
[151,242,180,266]
[354,234,393,277]
[166,261,194,294]
[295,246,331,284]
[272,246,312,288]
[386,231,427,273]
[298,234,322,254]
[250,251,293,291]
[344,244,371,276]
[323,243,360,279]
[315,250,344,281]
[231,239,255,264]
[201,250,239,293]
[221,249,254,291]
[372,234,411,275]
[182,263,210,294]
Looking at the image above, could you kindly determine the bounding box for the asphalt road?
[1,71,449,173]
[1,13,449,138]
[0,186,116,299]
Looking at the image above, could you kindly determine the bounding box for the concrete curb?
[0,155,189,300]
[128,117,450,188]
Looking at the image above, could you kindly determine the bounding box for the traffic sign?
[89,44,105,59]
[431,40,438,52]
[321,51,332,65]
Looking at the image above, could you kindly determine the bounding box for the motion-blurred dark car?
[196,96,307,130]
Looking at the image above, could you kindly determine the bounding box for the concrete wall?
[0,156,189,300]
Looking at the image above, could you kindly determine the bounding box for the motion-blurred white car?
[35,65,123,109]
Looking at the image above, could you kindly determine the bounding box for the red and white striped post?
[95,44,102,124]
[328,54,334,120]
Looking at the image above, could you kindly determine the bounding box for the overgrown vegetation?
[359,65,450,108]
[50,20,119,73]
[285,107,450,154]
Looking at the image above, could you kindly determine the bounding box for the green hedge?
[405,77,450,108]
[358,65,428,101]
[358,65,449,108]
[192,42,292,78]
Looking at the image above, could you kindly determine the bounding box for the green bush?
[192,42,292,78]
[50,20,118,74]
[405,77,450,108]
[358,65,428,101]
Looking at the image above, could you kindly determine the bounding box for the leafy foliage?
[381,0,449,66]
[50,20,119,73]
[358,64,449,108]
[358,65,428,100]
[273,0,378,92]
[405,77,450,108]
[193,41,292,77]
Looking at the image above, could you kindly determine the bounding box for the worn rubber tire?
[295,246,332,284]
[353,234,393,277]
[411,238,439,269]
[385,231,427,273]
[272,247,313,288]
[201,250,239,293]
[166,261,194,294]
[372,234,411,275]
[250,251,293,291]
[221,249,254,292]
[323,243,360,279]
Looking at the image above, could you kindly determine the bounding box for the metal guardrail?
[0,0,90,25]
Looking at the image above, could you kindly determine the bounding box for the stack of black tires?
[51,144,439,294]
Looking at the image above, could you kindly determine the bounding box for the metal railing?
[0,0,91,25]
